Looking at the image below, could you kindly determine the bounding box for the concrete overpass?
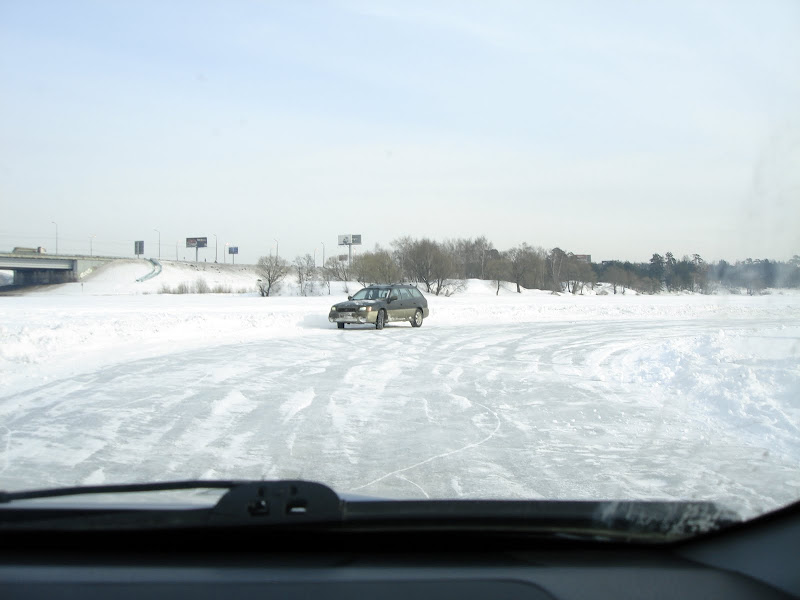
[0,252,120,285]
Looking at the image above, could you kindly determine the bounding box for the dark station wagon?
[328,284,429,330]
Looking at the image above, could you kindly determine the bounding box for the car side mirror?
[347,295,352,301]
[388,295,398,302]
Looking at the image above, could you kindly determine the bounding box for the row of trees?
[254,238,800,297]
[599,254,800,295]
[598,253,710,295]
[256,238,563,297]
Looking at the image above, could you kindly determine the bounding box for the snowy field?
[1,264,800,520]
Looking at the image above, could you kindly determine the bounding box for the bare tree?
[397,238,437,292]
[351,254,373,287]
[506,243,537,293]
[351,246,402,286]
[605,265,626,294]
[255,255,289,297]
[450,236,494,279]
[429,243,457,296]
[521,246,548,290]
[391,236,416,284]
[486,253,511,295]
[574,261,596,295]
[548,247,567,292]
[373,244,403,283]
[323,255,350,282]
[294,254,317,296]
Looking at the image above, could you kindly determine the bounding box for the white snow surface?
[1,269,800,520]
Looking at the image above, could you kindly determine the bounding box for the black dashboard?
[2,503,798,600]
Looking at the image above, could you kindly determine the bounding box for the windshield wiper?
[0,479,740,542]
[0,480,344,530]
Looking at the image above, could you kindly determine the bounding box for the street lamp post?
[321,242,325,266]
[214,234,218,263]
[52,221,58,255]
[89,235,96,256]
[274,239,279,260]
[153,229,160,259]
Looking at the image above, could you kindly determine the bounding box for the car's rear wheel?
[411,308,423,327]
[375,309,385,330]
[337,322,345,329]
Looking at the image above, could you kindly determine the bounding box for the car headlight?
[358,306,367,311]
[331,306,337,312]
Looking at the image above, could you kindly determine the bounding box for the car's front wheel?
[411,308,423,327]
[375,309,385,330]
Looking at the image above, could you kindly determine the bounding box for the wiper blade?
[0,480,238,504]
[0,480,344,530]
[0,480,740,542]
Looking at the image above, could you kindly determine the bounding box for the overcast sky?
[1,0,798,264]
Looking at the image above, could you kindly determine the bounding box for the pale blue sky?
[1,0,798,263]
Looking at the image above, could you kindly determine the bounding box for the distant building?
[573,254,591,264]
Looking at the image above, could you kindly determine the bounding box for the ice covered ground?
[1,271,799,520]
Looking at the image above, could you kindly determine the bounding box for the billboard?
[134,241,144,254]
[228,246,238,254]
[338,234,362,245]
[186,237,208,248]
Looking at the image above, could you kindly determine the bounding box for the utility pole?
[321,241,325,266]
[89,235,95,256]
[214,234,218,263]
[274,238,279,260]
[52,221,58,255]
[153,228,160,259]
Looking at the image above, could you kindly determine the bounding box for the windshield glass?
[352,288,389,300]
[0,1,798,535]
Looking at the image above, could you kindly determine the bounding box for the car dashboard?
[2,505,798,600]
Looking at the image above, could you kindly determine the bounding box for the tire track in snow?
[352,400,502,492]
[0,426,13,474]
[280,388,315,423]
[395,474,430,498]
